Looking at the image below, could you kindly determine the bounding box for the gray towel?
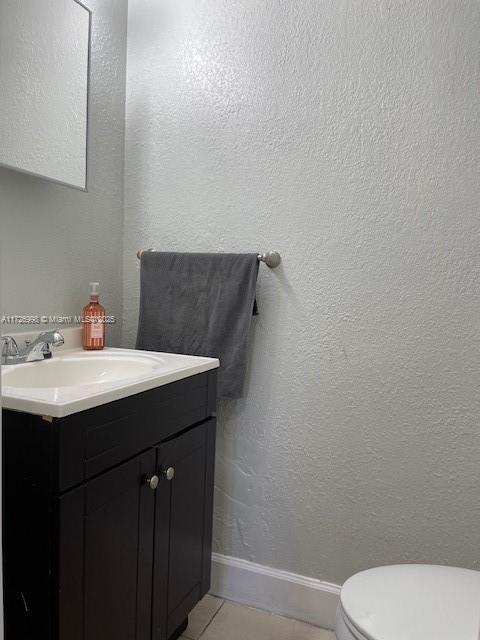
[136,252,259,398]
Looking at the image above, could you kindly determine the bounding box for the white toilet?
[335,564,480,640]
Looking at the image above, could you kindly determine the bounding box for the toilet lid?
[340,564,480,640]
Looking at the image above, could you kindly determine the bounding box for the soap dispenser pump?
[82,282,105,350]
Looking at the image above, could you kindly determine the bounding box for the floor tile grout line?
[197,599,226,639]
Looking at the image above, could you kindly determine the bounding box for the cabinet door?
[152,419,216,640]
[82,448,156,640]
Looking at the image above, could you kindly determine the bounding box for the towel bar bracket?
[136,249,281,268]
[257,251,281,268]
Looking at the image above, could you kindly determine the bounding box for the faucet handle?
[2,336,19,356]
[1,336,20,363]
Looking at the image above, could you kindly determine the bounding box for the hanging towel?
[136,252,259,398]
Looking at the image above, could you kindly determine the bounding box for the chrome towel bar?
[136,249,281,268]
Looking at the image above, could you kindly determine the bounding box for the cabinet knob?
[163,467,175,481]
[144,474,159,490]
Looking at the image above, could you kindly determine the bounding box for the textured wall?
[124,0,480,584]
[0,0,128,346]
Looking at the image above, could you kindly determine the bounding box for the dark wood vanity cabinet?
[2,370,217,640]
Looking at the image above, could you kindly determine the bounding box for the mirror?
[0,0,91,190]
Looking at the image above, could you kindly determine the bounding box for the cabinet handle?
[144,474,159,490]
[163,467,175,481]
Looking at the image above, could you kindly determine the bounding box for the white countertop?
[1,346,219,418]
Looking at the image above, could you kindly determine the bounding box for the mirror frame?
[0,0,92,192]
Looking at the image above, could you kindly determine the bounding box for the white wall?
[0,0,128,346]
[124,0,480,585]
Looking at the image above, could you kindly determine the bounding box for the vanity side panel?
[206,369,218,415]
[2,410,58,640]
[201,370,217,595]
[200,417,216,597]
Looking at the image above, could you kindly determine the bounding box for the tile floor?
[181,594,335,640]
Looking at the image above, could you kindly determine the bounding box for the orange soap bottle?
[82,282,105,350]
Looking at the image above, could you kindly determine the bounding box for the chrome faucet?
[1,330,64,365]
[24,330,65,362]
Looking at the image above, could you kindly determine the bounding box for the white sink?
[3,352,162,389]
[1,348,219,417]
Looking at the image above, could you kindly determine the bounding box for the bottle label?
[90,321,103,339]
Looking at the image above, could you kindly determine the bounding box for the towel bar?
[136,249,281,268]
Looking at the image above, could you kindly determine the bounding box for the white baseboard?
[210,553,341,631]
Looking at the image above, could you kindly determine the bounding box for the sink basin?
[1,348,219,417]
[3,352,162,389]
